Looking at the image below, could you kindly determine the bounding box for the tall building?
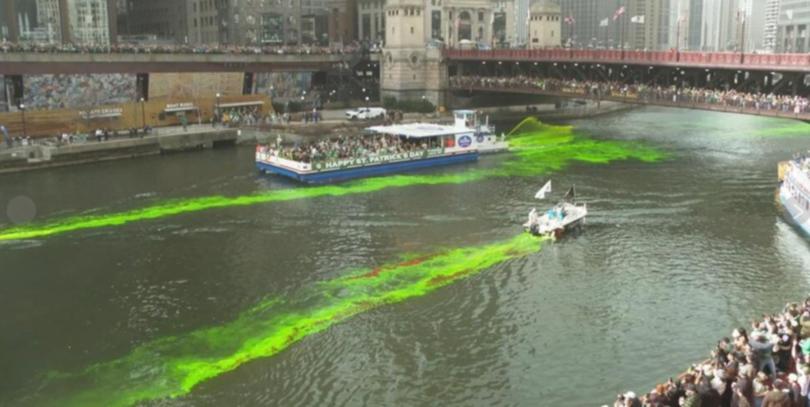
[35,0,64,43]
[742,0,765,52]
[119,0,189,44]
[210,0,353,46]
[559,0,622,49]
[513,0,531,46]
[357,0,386,42]
[763,0,779,52]
[528,0,561,48]
[6,0,117,45]
[187,0,225,44]
[66,0,116,46]
[700,0,740,51]
[491,0,517,47]
[0,2,17,41]
[359,0,502,47]
[686,0,702,50]
[777,0,810,52]
[623,0,669,51]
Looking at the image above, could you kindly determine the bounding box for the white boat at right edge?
[779,154,810,236]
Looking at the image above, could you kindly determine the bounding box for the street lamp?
[215,93,221,126]
[139,97,145,128]
[19,104,26,138]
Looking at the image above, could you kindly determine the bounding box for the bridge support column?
[380,47,447,109]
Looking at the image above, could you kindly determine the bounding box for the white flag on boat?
[535,180,552,200]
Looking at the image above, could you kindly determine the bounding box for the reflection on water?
[1,106,810,406]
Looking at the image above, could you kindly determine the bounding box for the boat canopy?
[366,123,470,139]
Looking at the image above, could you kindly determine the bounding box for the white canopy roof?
[219,101,264,108]
[366,123,469,138]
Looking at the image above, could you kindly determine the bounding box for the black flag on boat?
[563,185,575,202]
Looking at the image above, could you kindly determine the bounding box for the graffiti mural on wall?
[23,74,137,110]
[254,72,312,101]
[149,73,244,101]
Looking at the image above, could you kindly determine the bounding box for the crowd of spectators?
[451,76,810,116]
[262,133,434,164]
[611,298,810,407]
[0,41,376,55]
[218,106,264,127]
[0,125,157,149]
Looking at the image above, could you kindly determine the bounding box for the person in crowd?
[751,333,778,378]
[0,124,8,148]
[259,133,434,164]
[761,379,791,407]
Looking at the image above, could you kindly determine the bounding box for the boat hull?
[257,152,479,184]
[779,186,810,236]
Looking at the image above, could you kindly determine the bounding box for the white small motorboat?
[524,185,587,239]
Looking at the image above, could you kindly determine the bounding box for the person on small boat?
[528,208,538,225]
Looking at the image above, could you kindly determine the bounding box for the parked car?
[345,107,386,120]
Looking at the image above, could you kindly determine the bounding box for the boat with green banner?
[256,110,505,184]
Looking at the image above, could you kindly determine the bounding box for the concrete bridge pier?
[380,0,448,108]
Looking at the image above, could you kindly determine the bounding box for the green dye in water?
[0,118,664,242]
[20,233,546,407]
[753,120,810,137]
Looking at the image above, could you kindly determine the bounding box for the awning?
[165,105,199,113]
[218,101,265,108]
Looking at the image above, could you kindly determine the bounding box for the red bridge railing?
[444,49,810,72]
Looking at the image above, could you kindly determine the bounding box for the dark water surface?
[2,107,810,406]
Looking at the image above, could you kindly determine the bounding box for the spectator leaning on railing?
[600,298,810,407]
[0,41,380,56]
[450,75,810,116]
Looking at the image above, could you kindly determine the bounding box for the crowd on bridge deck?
[451,76,810,116]
[0,41,380,55]
[262,133,434,164]
[609,298,810,407]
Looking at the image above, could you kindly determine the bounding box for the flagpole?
[620,14,625,59]
[676,17,681,62]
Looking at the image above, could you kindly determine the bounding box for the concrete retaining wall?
[0,128,238,173]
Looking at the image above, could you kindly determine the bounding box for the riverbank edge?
[0,102,634,174]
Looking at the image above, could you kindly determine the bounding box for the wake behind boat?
[524,185,588,239]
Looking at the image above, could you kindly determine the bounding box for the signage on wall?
[79,108,123,119]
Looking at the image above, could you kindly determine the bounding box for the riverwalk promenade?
[0,125,238,173]
[0,101,631,173]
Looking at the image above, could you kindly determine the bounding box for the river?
[1,107,810,406]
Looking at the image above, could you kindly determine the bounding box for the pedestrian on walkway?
[0,124,9,148]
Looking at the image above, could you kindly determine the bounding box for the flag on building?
[564,16,576,25]
[630,15,644,24]
[786,10,794,20]
[613,6,626,21]
[599,18,609,27]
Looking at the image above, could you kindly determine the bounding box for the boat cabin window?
[454,111,477,128]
